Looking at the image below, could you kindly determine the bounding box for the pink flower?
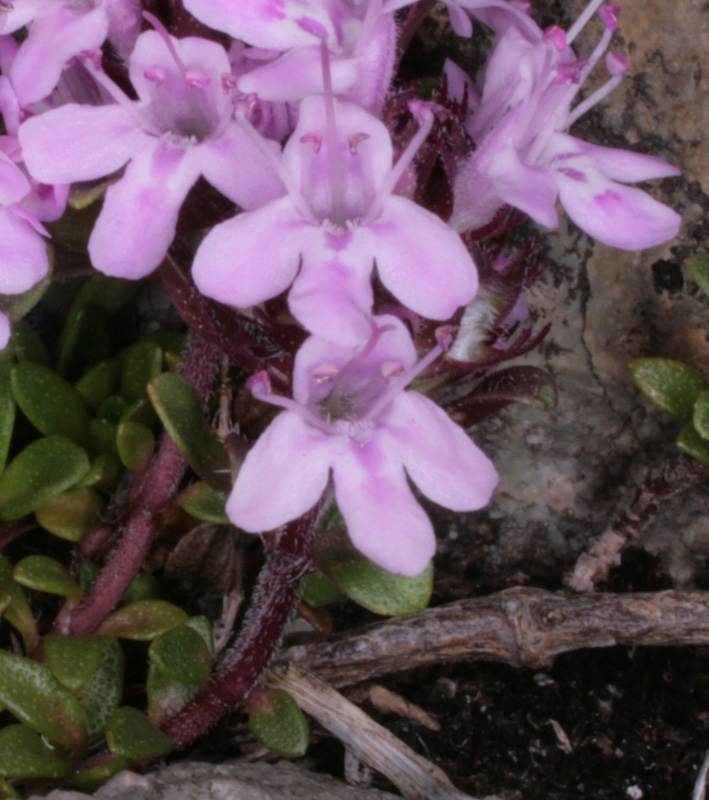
[450,0,681,250]
[228,317,498,576]
[18,25,284,279]
[0,0,141,106]
[184,0,397,113]
[193,85,478,345]
[0,150,50,350]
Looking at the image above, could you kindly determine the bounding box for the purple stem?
[57,335,221,636]
[161,501,325,750]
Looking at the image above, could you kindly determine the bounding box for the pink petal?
[366,195,479,319]
[332,436,436,577]
[19,104,139,184]
[10,4,109,105]
[0,206,49,293]
[551,133,681,183]
[0,312,9,351]
[192,197,309,308]
[226,411,334,533]
[193,124,285,211]
[237,46,357,102]
[0,150,30,205]
[386,392,498,511]
[89,142,200,278]
[556,167,682,250]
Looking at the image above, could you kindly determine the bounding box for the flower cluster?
[1,0,681,575]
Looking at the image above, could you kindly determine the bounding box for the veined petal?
[550,132,681,183]
[486,145,560,228]
[192,197,308,309]
[0,206,49,293]
[366,195,478,319]
[332,437,435,577]
[10,4,109,106]
[227,411,334,532]
[19,104,139,184]
[556,166,682,250]
[237,46,357,102]
[289,254,374,346]
[193,123,284,210]
[89,141,200,278]
[386,392,499,511]
[183,0,349,50]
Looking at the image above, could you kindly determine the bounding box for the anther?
[186,69,210,88]
[300,132,323,153]
[144,67,166,85]
[348,133,371,155]
[598,3,620,31]
[543,25,567,50]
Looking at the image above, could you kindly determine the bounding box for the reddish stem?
[57,336,221,636]
[161,501,325,750]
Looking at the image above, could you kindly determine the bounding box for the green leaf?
[120,573,163,606]
[146,664,199,728]
[316,526,433,616]
[35,487,103,541]
[75,453,122,491]
[148,372,231,492]
[0,436,90,520]
[693,390,709,440]
[677,421,709,467]
[10,322,51,368]
[120,340,163,404]
[685,254,709,297]
[299,570,341,608]
[13,555,83,598]
[76,637,125,745]
[57,306,112,382]
[45,634,103,693]
[75,358,121,411]
[0,651,87,754]
[71,756,130,792]
[11,362,91,447]
[148,624,212,685]
[0,778,20,798]
[178,482,229,524]
[89,418,119,456]
[97,600,188,640]
[105,707,173,759]
[116,420,154,472]
[0,555,38,652]
[630,358,709,424]
[247,689,309,758]
[96,394,128,423]
[0,725,72,779]
[0,270,51,325]
[0,366,15,477]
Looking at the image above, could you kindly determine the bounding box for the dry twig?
[276,588,709,686]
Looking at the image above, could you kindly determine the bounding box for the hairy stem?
[57,335,221,635]
[161,501,325,750]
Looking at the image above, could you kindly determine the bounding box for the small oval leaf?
[57,306,111,382]
[45,634,103,693]
[685,253,709,298]
[77,636,125,744]
[75,358,121,411]
[97,600,188,640]
[120,340,163,404]
[316,526,433,616]
[71,756,130,792]
[677,421,709,467]
[178,482,229,524]
[693,390,709,440]
[10,322,52,368]
[148,624,212,685]
[0,652,87,754]
[106,707,173,759]
[35,487,103,541]
[0,436,90,520]
[0,555,39,652]
[0,724,72,779]
[630,358,709,424]
[13,555,83,597]
[146,664,199,728]
[116,420,154,473]
[247,688,309,758]
[11,362,91,447]
[148,372,231,492]
[299,570,341,608]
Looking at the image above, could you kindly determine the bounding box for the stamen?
[185,69,210,88]
[248,370,332,435]
[300,132,323,153]
[566,52,628,127]
[543,25,567,50]
[144,67,166,85]
[553,60,588,85]
[221,73,238,92]
[348,133,371,155]
[142,11,189,82]
[320,41,346,228]
[79,50,143,125]
[598,3,620,31]
[366,101,434,223]
[353,0,385,58]
[313,363,339,381]
[565,0,605,45]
